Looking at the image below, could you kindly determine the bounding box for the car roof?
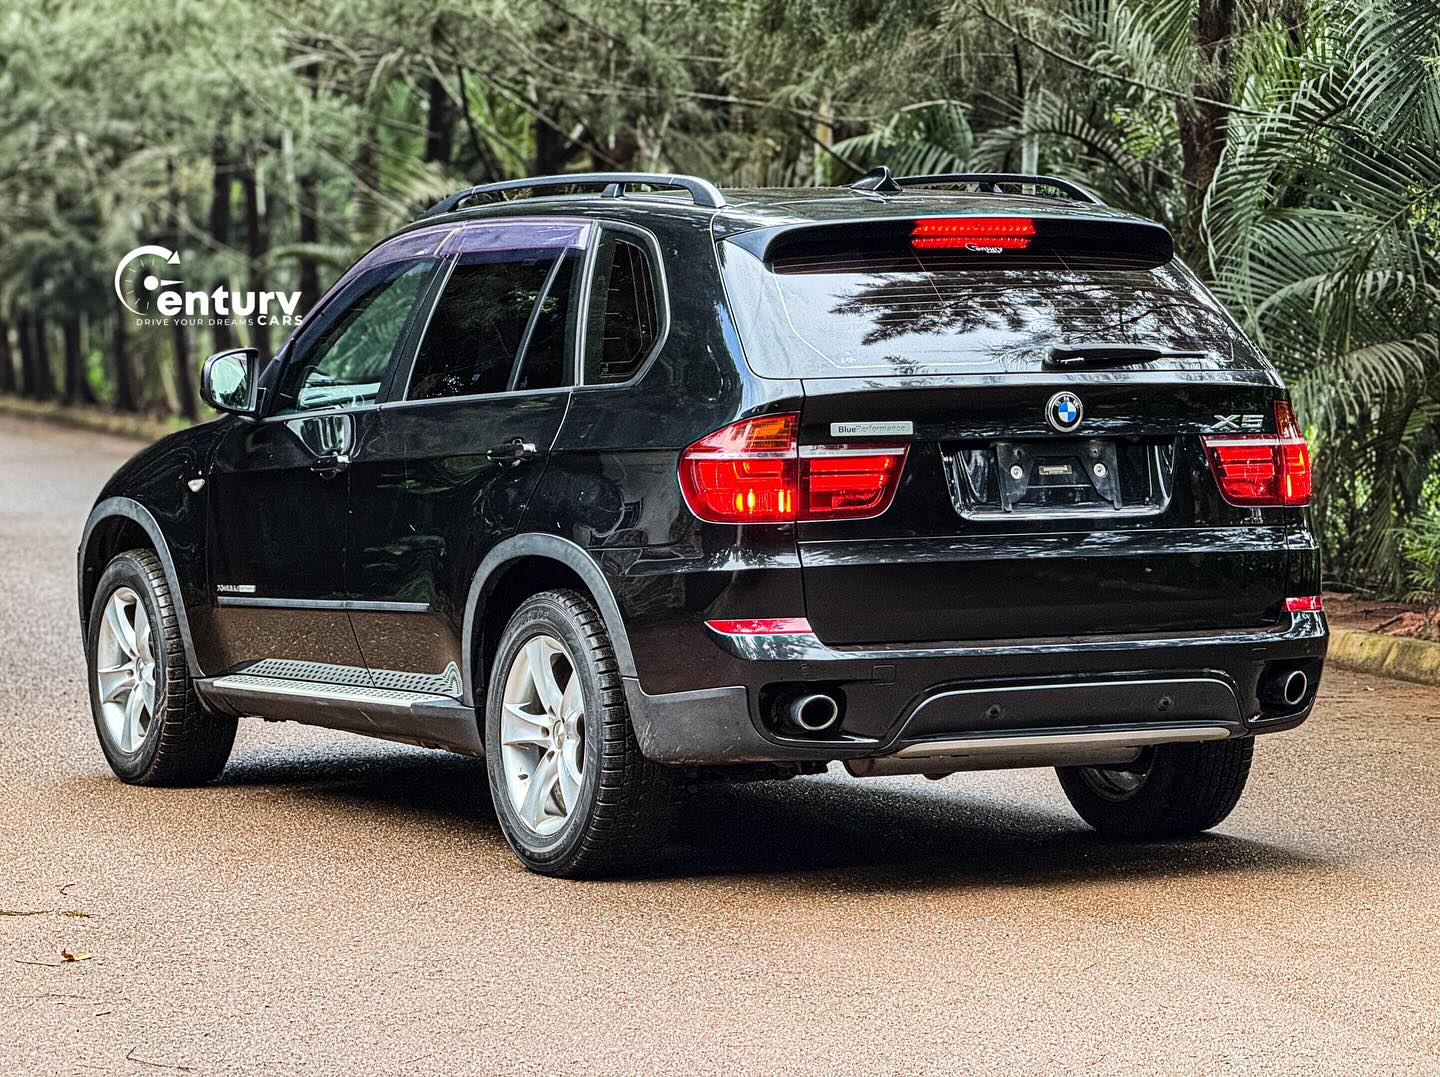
[399,184,1155,242]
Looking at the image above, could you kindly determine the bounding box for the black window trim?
[382,217,596,410]
[573,221,670,392]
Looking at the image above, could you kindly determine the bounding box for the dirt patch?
[1324,592,1439,641]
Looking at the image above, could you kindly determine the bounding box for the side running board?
[196,674,484,756]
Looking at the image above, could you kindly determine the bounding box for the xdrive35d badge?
[77,166,1326,879]
[1047,391,1083,432]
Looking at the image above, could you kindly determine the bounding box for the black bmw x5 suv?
[79,169,1326,877]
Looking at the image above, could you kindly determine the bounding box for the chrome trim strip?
[215,596,432,613]
[894,725,1230,759]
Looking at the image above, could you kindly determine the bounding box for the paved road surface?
[2,414,1438,1075]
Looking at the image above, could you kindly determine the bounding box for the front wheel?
[484,589,674,878]
[85,549,237,785]
[1056,738,1254,839]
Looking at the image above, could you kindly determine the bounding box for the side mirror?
[200,348,261,416]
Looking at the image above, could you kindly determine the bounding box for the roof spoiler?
[725,212,1173,266]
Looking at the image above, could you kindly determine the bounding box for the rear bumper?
[624,611,1327,765]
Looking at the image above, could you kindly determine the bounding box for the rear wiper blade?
[1046,343,1207,366]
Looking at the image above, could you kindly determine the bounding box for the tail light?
[678,414,909,523]
[1202,400,1312,507]
[911,217,1035,250]
[1284,596,1323,613]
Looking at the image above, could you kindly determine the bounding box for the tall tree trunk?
[533,114,568,175]
[168,159,198,421]
[1176,0,1235,240]
[0,320,14,395]
[32,316,55,400]
[297,188,320,317]
[171,319,196,420]
[209,133,236,353]
[424,74,453,165]
[16,315,37,397]
[62,315,91,404]
[241,163,270,357]
[110,296,137,412]
[296,59,322,320]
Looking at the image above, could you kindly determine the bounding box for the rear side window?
[719,220,1253,378]
[583,235,660,384]
[408,248,579,400]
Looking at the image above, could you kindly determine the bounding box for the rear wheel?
[1056,738,1254,838]
[86,549,237,785]
[484,589,674,878]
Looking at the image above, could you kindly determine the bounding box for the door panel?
[206,413,360,671]
[347,394,571,690]
[205,250,441,674]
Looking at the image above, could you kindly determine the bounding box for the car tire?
[484,589,674,878]
[1056,738,1254,839]
[86,549,237,785]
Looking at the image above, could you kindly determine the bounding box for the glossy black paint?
[78,184,1327,765]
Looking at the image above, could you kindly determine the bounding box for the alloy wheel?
[499,634,585,836]
[95,587,157,753]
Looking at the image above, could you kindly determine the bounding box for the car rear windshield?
[719,225,1261,379]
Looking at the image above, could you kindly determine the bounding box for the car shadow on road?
[657,775,1323,890]
[207,742,1324,891]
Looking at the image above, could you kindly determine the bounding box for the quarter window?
[408,249,578,401]
[275,259,434,414]
[583,236,660,384]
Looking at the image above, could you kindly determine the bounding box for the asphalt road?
[2,413,1439,1075]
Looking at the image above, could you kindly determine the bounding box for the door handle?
[486,439,539,466]
[310,451,351,478]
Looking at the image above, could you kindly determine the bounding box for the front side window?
[582,235,660,384]
[407,247,580,401]
[274,258,435,414]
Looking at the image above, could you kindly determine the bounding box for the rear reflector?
[704,617,813,635]
[1202,400,1312,507]
[911,217,1035,250]
[679,414,909,523]
[1284,596,1323,613]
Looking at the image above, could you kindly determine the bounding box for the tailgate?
[796,375,1293,646]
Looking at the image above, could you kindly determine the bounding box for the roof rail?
[895,172,1104,205]
[422,172,727,218]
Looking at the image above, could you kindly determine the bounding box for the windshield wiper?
[1047,343,1207,367]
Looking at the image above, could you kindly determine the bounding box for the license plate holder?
[994,438,1122,511]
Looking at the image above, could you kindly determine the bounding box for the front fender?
[77,496,204,677]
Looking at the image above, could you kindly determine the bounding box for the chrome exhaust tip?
[786,693,840,734]
[1281,669,1309,708]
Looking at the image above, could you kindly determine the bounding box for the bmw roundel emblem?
[1047,391,1083,432]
